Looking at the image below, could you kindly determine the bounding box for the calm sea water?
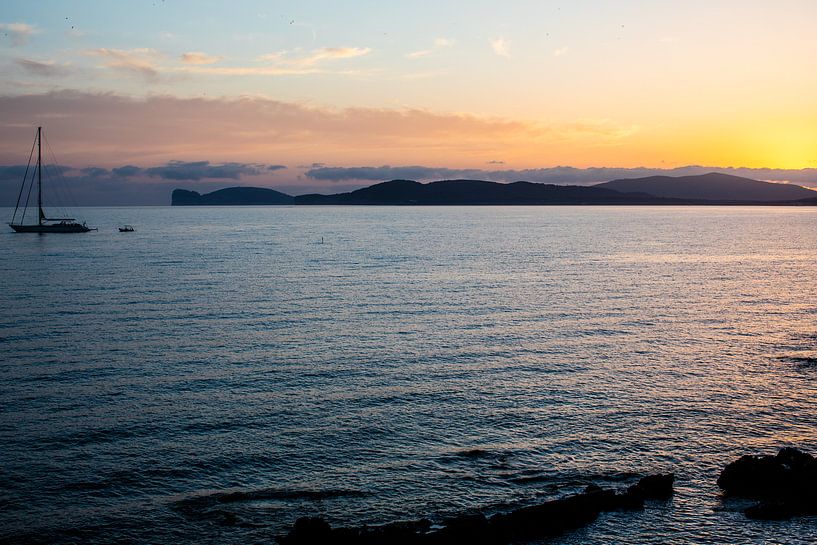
[1,205,816,544]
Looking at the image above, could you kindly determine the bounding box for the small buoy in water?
[320,236,324,244]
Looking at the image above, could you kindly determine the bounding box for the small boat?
[119,225,135,232]
[8,127,95,233]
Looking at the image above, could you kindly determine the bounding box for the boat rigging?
[8,126,95,233]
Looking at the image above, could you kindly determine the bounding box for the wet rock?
[427,514,493,545]
[626,473,675,500]
[279,516,332,545]
[489,490,608,542]
[283,518,431,545]
[342,520,431,545]
[277,474,674,545]
[718,447,817,520]
[744,501,796,521]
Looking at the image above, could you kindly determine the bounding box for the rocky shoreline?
[276,447,817,544]
[718,447,817,520]
[278,474,674,545]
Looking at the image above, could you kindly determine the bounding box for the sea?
[1,205,816,544]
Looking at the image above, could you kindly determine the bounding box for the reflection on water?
[1,206,816,544]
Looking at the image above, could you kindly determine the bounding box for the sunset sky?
[1,0,816,204]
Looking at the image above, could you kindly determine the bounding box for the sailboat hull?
[9,222,93,233]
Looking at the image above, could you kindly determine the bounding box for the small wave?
[455,448,491,459]
[448,447,514,460]
[438,448,513,468]
[505,470,640,486]
[779,354,817,367]
[41,424,157,449]
[59,481,110,492]
[507,473,554,485]
[173,487,369,517]
[182,419,263,433]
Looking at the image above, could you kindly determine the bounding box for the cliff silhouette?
[594,172,816,202]
[171,173,817,206]
[294,179,669,205]
[172,187,294,205]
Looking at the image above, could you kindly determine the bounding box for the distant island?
[595,172,816,201]
[171,173,817,206]
[172,186,294,205]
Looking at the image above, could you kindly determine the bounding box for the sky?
[1,0,816,204]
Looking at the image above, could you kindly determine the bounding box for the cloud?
[491,38,510,57]
[267,164,287,171]
[84,48,162,81]
[0,165,30,179]
[305,164,817,188]
[0,168,258,206]
[15,58,72,77]
[81,166,109,177]
[398,71,439,81]
[296,46,370,66]
[185,46,371,76]
[406,37,453,59]
[180,51,222,65]
[23,44,369,83]
[0,91,641,172]
[144,160,262,180]
[487,160,505,164]
[259,46,369,67]
[112,165,142,177]
[406,49,432,59]
[553,46,569,57]
[307,165,463,182]
[0,160,291,206]
[0,23,38,46]
[2,156,816,207]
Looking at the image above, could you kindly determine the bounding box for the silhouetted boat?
[119,225,134,232]
[8,127,95,233]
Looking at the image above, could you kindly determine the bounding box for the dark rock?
[584,484,603,494]
[427,513,493,545]
[489,490,610,542]
[357,520,431,545]
[626,473,675,500]
[718,448,816,498]
[744,501,796,521]
[278,474,674,545]
[776,447,814,470]
[279,516,332,545]
[718,447,817,520]
[718,455,790,497]
[610,490,645,511]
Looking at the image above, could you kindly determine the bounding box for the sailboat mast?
[37,126,43,226]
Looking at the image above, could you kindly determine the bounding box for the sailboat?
[8,127,95,233]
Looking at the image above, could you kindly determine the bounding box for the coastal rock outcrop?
[718,447,817,520]
[278,474,675,545]
[171,187,294,205]
[626,473,675,500]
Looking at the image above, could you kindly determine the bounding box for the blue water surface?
[1,205,816,544]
